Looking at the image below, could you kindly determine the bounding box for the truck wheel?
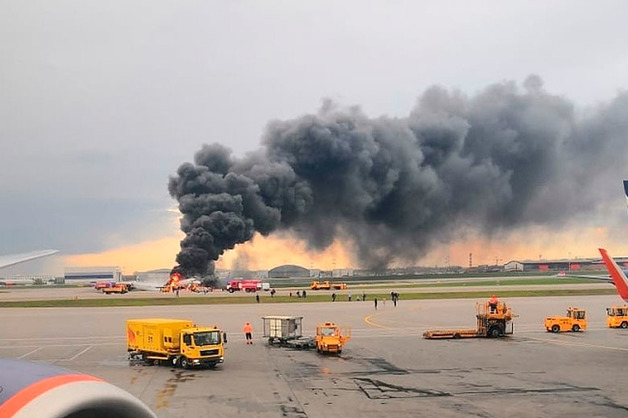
[228,289,234,293]
[572,324,580,332]
[621,322,628,329]
[180,357,189,369]
[171,356,179,367]
[551,324,560,333]
[488,326,501,338]
[453,333,461,339]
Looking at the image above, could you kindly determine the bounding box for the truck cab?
[544,307,587,333]
[176,327,225,368]
[315,322,350,354]
[606,306,628,328]
[476,300,515,337]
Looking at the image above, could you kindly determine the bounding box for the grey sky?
[1,1,627,256]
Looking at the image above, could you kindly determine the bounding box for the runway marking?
[526,336,628,352]
[67,345,93,360]
[364,313,394,329]
[17,347,42,359]
[0,342,121,349]
[364,314,392,329]
[0,335,123,342]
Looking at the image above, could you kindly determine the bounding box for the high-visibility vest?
[243,323,253,333]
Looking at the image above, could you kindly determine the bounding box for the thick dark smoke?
[169,76,628,275]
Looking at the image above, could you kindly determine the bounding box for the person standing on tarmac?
[243,321,253,344]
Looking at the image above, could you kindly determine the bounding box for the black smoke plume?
[169,76,628,275]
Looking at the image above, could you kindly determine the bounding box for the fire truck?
[226,279,269,293]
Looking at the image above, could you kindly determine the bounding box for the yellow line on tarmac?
[364,306,426,329]
[364,312,394,329]
[527,336,628,352]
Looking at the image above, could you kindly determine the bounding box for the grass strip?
[353,277,600,289]
[0,288,617,308]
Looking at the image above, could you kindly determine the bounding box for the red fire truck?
[226,279,269,293]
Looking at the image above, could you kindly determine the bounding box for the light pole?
[568,252,571,271]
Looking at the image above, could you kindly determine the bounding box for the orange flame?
[167,271,182,290]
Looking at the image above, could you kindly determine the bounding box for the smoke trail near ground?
[168,76,628,276]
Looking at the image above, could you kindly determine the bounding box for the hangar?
[268,264,310,278]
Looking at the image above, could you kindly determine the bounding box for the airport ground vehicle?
[310,280,331,290]
[544,307,587,332]
[310,280,348,290]
[423,300,516,339]
[103,283,128,294]
[127,319,225,368]
[262,316,351,354]
[315,322,351,354]
[226,279,269,293]
[94,281,113,290]
[606,306,628,328]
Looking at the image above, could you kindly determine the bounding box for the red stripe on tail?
[599,248,628,302]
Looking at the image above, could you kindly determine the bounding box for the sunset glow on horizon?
[63,224,628,275]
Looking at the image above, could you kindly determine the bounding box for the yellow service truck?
[544,307,587,333]
[606,306,628,328]
[127,318,225,369]
[315,322,351,354]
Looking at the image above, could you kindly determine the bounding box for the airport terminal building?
[503,257,628,272]
[64,266,123,283]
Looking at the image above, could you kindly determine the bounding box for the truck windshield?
[193,331,221,346]
[321,328,335,336]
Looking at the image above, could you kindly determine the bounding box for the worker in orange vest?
[488,295,499,313]
[243,321,254,344]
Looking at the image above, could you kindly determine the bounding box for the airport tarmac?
[1,295,628,417]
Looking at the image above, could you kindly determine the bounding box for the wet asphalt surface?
[1,292,628,417]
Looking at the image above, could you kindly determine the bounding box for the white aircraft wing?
[0,249,60,269]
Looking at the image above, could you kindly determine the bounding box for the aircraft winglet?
[599,248,628,302]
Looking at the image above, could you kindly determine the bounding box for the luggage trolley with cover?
[262,315,315,349]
